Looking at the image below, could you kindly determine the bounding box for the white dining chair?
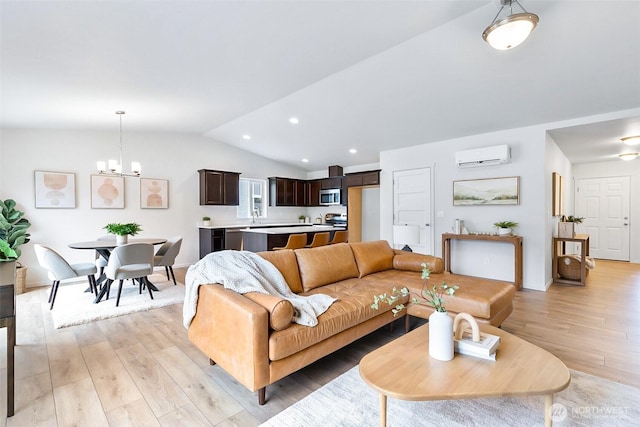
[153,236,182,286]
[34,244,98,310]
[104,243,154,307]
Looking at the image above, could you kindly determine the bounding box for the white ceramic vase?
[429,310,454,361]
[116,234,128,245]
[203,220,211,226]
[498,227,511,236]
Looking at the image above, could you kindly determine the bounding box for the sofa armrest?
[187,284,270,391]
[393,251,444,273]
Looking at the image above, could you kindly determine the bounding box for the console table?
[442,233,523,290]
[552,234,590,286]
[0,284,15,417]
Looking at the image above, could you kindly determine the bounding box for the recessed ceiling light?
[301,158,309,163]
[621,136,640,146]
[618,152,638,161]
[349,148,357,154]
[242,134,251,140]
[289,117,299,125]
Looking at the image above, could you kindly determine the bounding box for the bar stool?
[329,230,349,244]
[273,233,307,250]
[305,232,330,248]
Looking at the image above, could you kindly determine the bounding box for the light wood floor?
[0,259,638,426]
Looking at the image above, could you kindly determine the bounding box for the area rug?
[261,366,639,426]
[50,273,184,328]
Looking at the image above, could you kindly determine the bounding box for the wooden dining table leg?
[379,393,387,427]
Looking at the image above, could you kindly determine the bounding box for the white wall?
[381,126,548,290]
[0,129,306,287]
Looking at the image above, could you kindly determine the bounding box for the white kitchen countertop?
[198,222,323,230]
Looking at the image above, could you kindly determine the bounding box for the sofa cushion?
[393,251,444,274]
[350,240,395,278]
[294,243,360,292]
[267,278,408,361]
[244,292,294,331]
[259,249,304,293]
[362,270,515,321]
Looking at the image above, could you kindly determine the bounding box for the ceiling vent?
[455,145,511,168]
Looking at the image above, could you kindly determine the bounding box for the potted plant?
[298,214,306,223]
[558,215,584,238]
[0,199,32,291]
[493,220,518,236]
[103,222,142,245]
[202,216,212,226]
[372,263,458,361]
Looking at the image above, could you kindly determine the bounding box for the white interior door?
[576,176,630,261]
[393,168,433,254]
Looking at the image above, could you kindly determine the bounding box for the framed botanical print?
[91,175,125,209]
[140,178,169,209]
[34,170,76,208]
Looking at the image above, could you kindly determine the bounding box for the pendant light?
[482,0,539,50]
[96,111,141,176]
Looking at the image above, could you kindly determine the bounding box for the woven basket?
[558,255,589,281]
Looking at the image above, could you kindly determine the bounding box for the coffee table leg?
[544,394,553,427]
[379,393,387,427]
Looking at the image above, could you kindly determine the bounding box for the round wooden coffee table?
[360,324,570,427]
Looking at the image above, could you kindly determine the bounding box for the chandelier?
[482,0,539,50]
[96,111,141,176]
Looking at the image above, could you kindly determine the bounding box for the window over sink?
[237,178,267,219]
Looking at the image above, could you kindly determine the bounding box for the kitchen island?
[242,225,341,252]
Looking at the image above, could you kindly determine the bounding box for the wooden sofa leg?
[258,387,266,405]
[405,314,410,333]
[209,358,216,366]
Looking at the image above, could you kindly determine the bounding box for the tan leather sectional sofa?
[187,240,515,405]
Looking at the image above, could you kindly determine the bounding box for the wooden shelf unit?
[441,233,523,290]
[552,233,590,286]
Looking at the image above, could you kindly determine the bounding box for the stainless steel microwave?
[320,188,341,205]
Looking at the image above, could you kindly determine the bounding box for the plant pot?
[116,235,128,245]
[498,227,511,236]
[203,220,211,226]
[429,310,454,361]
[0,261,16,286]
[558,222,575,238]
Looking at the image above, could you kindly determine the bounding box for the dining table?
[68,238,167,303]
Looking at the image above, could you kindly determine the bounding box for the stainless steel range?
[324,212,347,229]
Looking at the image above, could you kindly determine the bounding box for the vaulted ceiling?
[2,1,639,170]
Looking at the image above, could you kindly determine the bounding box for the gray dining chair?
[153,236,182,286]
[34,244,98,310]
[95,234,116,277]
[104,243,154,307]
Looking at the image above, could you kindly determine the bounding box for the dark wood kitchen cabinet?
[199,228,225,258]
[269,177,307,207]
[344,170,380,187]
[198,169,240,205]
[308,180,321,206]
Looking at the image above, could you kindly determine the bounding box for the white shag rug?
[50,273,184,328]
[261,366,639,427]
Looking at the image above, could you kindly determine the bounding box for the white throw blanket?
[183,250,336,329]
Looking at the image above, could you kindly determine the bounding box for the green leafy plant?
[103,223,142,236]
[298,214,306,220]
[493,220,518,229]
[202,216,211,221]
[371,263,458,315]
[560,215,584,223]
[0,199,31,261]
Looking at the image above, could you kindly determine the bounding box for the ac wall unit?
[455,145,511,168]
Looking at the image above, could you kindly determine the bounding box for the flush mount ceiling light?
[618,152,639,161]
[289,117,299,125]
[621,136,640,146]
[242,134,251,140]
[96,111,141,177]
[482,0,539,50]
